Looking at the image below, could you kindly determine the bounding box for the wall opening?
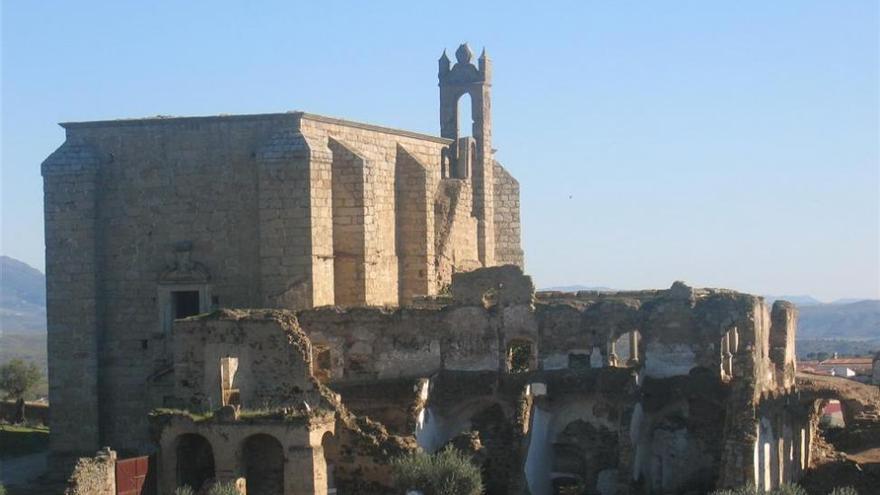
[220,356,240,407]
[322,432,340,494]
[313,344,333,384]
[175,433,215,492]
[457,93,474,140]
[720,326,739,381]
[568,353,590,371]
[451,93,475,179]
[243,433,284,495]
[552,419,619,495]
[172,290,201,319]
[611,330,642,367]
[507,339,534,373]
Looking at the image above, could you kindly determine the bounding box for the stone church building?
[42,43,521,457]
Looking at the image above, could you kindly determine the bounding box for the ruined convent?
[42,44,880,495]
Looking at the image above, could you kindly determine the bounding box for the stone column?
[627,331,640,366]
[607,341,618,367]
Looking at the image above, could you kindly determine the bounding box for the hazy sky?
[2,1,878,301]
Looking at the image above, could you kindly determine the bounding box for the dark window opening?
[568,353,590,370]
[141,339,149,350]
[172,290,201,319]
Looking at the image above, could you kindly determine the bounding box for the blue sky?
[2,1,877,301]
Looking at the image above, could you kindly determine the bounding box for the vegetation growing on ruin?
[392,446,483,495]
[710,484,859,495]
[208,482,239,495]
[149,408,214,423]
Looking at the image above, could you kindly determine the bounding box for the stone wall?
[171,309,321,411]
[42,138,102,457]
[493,161,524,268]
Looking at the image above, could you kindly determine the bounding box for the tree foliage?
[392,446,483,495]
[0,359,41,399]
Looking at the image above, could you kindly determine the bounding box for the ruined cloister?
[139,266,873,494]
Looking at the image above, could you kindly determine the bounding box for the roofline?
[60,111,453,145]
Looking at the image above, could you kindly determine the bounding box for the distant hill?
[796,299,880,340]
[0,256,48,396]
[540,284,615,292]
[764,295,824,307]
[0,256,46,335]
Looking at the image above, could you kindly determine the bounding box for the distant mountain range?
[1,255,47,335]
[541,284,615,293]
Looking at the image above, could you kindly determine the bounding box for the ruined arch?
[610,330,643,368]
[242,433,284,495]
[175,433,215,492]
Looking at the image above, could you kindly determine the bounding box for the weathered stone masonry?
[42,44,522,458]
[43,43,870,495]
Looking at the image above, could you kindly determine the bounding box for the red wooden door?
[116,455,152,495]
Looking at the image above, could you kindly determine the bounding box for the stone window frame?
[158,283,212,334]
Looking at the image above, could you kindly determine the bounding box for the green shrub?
[829,488,859,495]
[392,446,483,495]
[774,484,807,495]
[173,487,195,495]
[710,484,756,495]
[208,482,240,495]
[0,482,7,495]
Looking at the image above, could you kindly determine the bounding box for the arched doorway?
[243,433,284,495]
[176,433,215,492]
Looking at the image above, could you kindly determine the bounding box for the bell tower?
[438,43,495,266]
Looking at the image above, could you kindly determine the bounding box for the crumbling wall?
[64,448,116,495]
[434,179,480,292]
[172,310,320,411]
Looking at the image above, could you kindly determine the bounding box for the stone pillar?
[770,301,798,389]
[256,128,333,309]
[627,331,640,366]
[607,341,619,367]
[286,446,323,495]
[395,145,436,304]
[42,137,102,462]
